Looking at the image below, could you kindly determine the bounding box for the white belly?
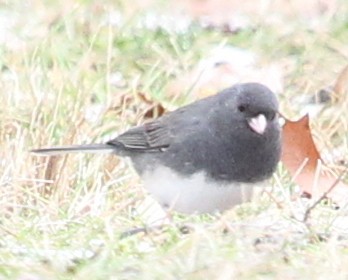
[142,166,256,214]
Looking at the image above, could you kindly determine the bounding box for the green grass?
[1,0,348,279]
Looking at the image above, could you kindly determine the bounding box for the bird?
[32,83,281,214]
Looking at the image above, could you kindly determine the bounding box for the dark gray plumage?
[32,83,281,213]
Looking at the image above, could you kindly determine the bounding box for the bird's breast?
[141,165,262,214]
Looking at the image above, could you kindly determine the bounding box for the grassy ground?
[1,0,348,279]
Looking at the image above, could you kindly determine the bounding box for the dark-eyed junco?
[32,83,281,214]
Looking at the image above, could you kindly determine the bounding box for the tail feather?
[31,143,115,156]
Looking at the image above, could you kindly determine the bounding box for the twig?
[303,166,348,224]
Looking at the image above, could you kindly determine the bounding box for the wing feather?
[106,120,171,151]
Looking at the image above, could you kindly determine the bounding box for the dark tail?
[31,143,115,156]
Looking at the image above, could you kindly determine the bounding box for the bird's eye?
[238,105,246,112]
[268,112,276,121]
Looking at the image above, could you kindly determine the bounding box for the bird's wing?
[106,120,171,152]
[107,96,217,152]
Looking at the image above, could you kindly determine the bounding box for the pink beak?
[248,114,267,135]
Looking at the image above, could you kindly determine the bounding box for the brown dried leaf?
[137,92,166,119]
[110,92,166,121]
[281,115,348,202]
